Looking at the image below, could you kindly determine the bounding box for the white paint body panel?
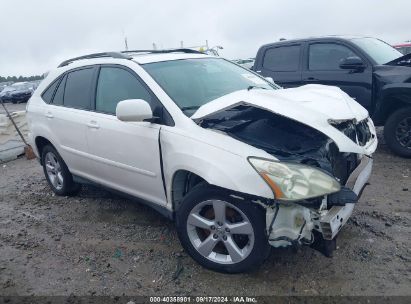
[160,125,274,202]
[85,112,166,205]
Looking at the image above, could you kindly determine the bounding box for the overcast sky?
[0,0,409,76]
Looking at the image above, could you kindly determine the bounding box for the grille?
[330,118,372,147]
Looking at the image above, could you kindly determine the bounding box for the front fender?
[373,83,411,125]
[160,130,274,207]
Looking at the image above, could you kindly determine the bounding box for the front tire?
[176,184,270,273]
[384,107,411,158]
[41,145,81,196]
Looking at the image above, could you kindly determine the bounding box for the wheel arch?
[34,136,56,164]
[373,85,411,125]
[170,169,208,213]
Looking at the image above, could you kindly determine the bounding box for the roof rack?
[58,52,133,68]
[122,48,204,55]
[57,48,204,68]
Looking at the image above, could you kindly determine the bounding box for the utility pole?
[122,29,129,51]
[124,36,129,51]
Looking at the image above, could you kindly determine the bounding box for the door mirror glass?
[339,56,365,70]
[116,99,153,122]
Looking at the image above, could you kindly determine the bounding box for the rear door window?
[309,43,357,70]
[262,45,301,72]
[63,68,95,110]
[41,79,59,103]
[53,75,66,105]
[95,67,152,115]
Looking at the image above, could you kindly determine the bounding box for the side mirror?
[265,76,274,83]
[116,99,154,122]
[339,56,365,70]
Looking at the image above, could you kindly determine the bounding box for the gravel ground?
[0,131,410,297]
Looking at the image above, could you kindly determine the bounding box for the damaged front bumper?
[319,156,372,240]
[266,155,373,248]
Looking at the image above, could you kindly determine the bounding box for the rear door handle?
[305,77,318,81]
[87,121,100,129]
[45,111,54,119]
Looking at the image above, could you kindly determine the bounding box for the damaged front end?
[262,154,372,257]
[195,104,376,256]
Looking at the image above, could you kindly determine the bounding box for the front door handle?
[87,121,100,129]
[45,111,54,119]
[305,77,318,81]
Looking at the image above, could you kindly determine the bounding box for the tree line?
[0,75,44,83]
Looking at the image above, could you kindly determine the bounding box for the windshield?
[143,58,278,116]
[351,37,403,65]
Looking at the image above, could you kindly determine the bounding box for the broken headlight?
[248,157,341,201]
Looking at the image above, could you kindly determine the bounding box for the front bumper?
[319,156,373,240]
[266,155,373,248]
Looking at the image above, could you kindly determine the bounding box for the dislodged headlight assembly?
[248,157,341,201]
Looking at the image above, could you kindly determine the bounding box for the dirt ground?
[0,131,410,297]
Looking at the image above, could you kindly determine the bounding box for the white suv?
[27,49,377,273]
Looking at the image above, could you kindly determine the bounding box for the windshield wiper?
[181,105,201,112]
[247,85,268,91]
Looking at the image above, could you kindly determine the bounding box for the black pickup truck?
[253,36,411,157]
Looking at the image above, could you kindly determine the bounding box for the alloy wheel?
[395,117,411,149]
[186,199,255,264]
[45,152,64,190]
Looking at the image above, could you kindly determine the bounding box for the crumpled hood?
[192,84,377,155]
[373,65,411,84]
[385,52,411,67]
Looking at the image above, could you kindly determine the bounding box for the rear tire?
[175,184,270,273]
[41,145,81,196]
[384,107,411,158]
